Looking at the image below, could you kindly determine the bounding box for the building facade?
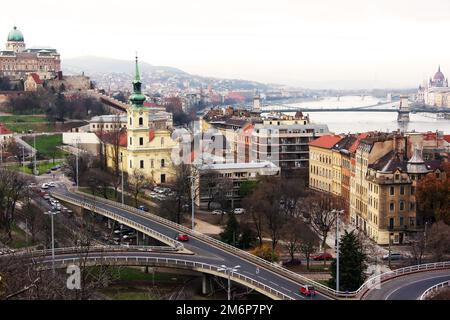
[0,26,61,80]
[104,58,177,185]
[417,66,450,108]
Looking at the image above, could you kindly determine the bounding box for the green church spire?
[129,55,146,108]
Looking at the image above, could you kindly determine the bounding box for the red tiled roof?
[348,133,370,153]
[309,135,343,149]
[444,135,450,143]
[0,124,12,135]
[30,73,43,85]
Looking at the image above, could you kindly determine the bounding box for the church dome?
[7,26,24,42]
[433,66,445,81]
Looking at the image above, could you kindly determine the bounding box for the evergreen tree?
[329,231,367,291]
[220,214,239,246]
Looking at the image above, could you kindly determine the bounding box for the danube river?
[281,96,450,134]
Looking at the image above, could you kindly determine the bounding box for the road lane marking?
[384,275,450,300]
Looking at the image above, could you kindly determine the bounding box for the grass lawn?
[23,134,68,159]
[9,160,63,175]
[0,115,48,123]
[6,122,57,133]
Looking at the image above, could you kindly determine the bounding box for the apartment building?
[195,161,280,209]
[309,135,343,193]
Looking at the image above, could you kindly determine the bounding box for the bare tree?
[129,169,151,207]
[304,192,343,266]
[427,221,450,262]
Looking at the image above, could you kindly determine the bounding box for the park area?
[0,114,86,133]
[23,134,68,159]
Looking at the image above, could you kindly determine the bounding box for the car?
[176,234,189,242]
[41,183,49,189]
[212,210,226,215]
[233,208,246,215]
[300,285,316,297]
[382,253,403,261]
[149,192,159,199]
[312,253,333,261]
[51,166,59,171]
[43,195,50,200]
[48,182,57,187]
[138,205,149,212]
[46,170,52,174]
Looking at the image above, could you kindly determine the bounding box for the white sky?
[1,0,450,89]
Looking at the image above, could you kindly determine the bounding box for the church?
[417,66,450,108]
[104,58,177,185]
[0,26,61,80]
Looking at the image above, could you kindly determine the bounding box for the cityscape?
[0,0,449,308]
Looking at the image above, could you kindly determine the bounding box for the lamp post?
[188,175,196,230]
[120,153,124,205]
[44,210,58,274]
[217,265,240,300]
[33,133,37,175]
[73,138,81,189]
[334,209,344,292]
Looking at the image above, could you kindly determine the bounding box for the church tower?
[127,56,150,163]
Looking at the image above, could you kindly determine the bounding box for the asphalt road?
[363,269,450,300]
[51,186,331,300]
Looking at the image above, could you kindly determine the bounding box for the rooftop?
[309,135,343,149]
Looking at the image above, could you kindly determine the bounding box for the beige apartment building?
[309,135,343,193]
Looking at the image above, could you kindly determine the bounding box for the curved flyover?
[50,188,333,300]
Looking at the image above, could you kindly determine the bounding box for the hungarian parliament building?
[416,66,450,108]
[0,26,61,81]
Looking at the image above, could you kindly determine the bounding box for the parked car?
[149,192,159,199]
[138,205,149,212]
[176,234,189,242]
[48,182,57,187]
[212,210,226,215]
[312,253,333,261]
[41,183,49,189]
[233,208,246,215]
[382,253,403,261]
[300,285,316,297]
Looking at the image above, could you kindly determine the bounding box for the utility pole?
[74,138,80,190]
[190,175,195,230]
[22,146,25,172]
[388,235,392,269]
[45,211,57,275]
[121,153,124,205]
[33,133,37,175]
[0,141,3,164]
[335,209,344,292]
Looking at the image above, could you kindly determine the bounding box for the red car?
[176,234,189,242]
[312,253,333,261]
[300,285,316,297]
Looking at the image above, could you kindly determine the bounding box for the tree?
[305,192,343,265]
[416,163,450,225]
[65,154,90,186]
[408,232,427,265]
[329,231,367,291]
[129,169,150,207]
[239,180,259,198]
[159,164,192,224]
[0,169,31,242]
[282,218,302,263]
[220,214,239,246]
[426,221,450,262]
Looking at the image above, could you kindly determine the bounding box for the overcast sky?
[1,0,450,89]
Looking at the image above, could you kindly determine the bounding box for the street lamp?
[332,209,344,292]
[44,210,58,274]
[73,137,81,189]
[217,265,240,300]
[120,152,124,205]
[188,175,196,230]
[33,133,37,175]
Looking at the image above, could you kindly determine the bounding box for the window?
[130,118,132,125]
[390,186,395,196]
[400,201,405,211]
[129,137,132,146]
[161,137,164,146]
[400,185,405,195]
[400,216,404,226]
[139,137,144,146]
[139,117,143,126]
[140,160,144,169]
[411,186,415,195]
[390,203,395,212]
[161,159,165,168]
[389,218,394,228]
[129,160,133,169]
[395,174,400,180]
[161,174,166,184]
[151,159,154,168]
